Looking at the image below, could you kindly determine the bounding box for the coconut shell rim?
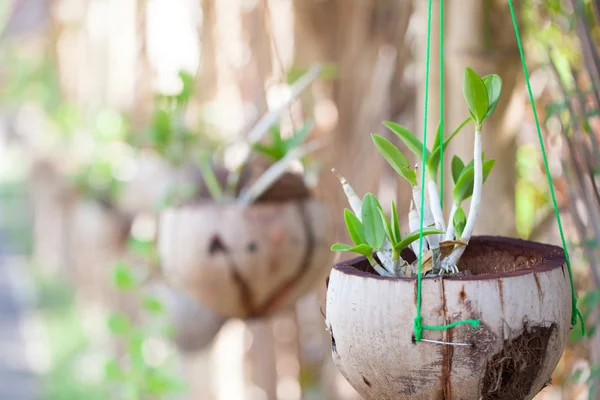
[332,235,566,282]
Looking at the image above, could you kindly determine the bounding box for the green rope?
[414,0,433,343]
[413,0,479,342]
[439,0,444,208]
[507,0,583,334]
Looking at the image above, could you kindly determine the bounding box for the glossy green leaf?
[391,200,401,243]
[393,228,445,253]
[330,243,373,257]
[344,209,365,246]
[462,68,489,125]
[451,156,465,184]
[383,121,431,161]
[371,134,416,185]
[453,159,496,203]
[453,206,466,238]
[482,74,502,118]
[361,193,386,250]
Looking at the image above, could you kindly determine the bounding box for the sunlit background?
[0,0,599,399]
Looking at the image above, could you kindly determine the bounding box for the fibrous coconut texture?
[158,168,334,319]
[325,236,571,400]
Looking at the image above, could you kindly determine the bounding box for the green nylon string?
[414,0,433,342]
[414,0,479,342]
[507,0,583,333]
[439,0,444,208]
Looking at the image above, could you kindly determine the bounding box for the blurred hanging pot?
[158,170,334,319]
[325,236,571,400]
[148,283,226,353]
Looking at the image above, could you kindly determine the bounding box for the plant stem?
[427,179,446,233]
[412,184,438,250]
[445,203,458,240]
[239,140,324,205]
[408,201,421,256]
[443,129,482,270]
[367,256,394,277]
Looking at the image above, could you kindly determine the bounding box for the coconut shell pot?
[325,236,571,400]
[158,172,334,318]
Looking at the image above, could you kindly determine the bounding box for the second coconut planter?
[326,236,571,400]
[159,198,333,319]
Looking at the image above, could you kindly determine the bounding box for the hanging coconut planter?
[326,236,571,399]
[159,169,334,319]
[158,65,334,318]
[324,64,581,400]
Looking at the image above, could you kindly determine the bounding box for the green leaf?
[451,156,465,184]
[383,121,431,161]
[371,134,416,185]
[177,70,195,103]
[285,121,313,152]
[151,109,172,148]
[453,159,496,203]
[107,312,131,335]
[331,243,352,252]
[391,200,401,243]
[330,243,373,257]
[393,228,445,253]
[252,143,283,161]
[268,125,284,150]
[482,74,502,118]
[344,209,365,246]
[361,193,386,250]
[378,208,395,246]
[143,296,165,314]
[112,262,136,290]
[453,206,466,238]
[462,67,489,126]
[427,118,471,178]
[198,153,223,200]
[104,359,125,381]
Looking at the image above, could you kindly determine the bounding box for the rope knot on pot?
[413,316,423,341]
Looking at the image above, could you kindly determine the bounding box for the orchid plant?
[194,66,324,206]
[332,67,502,277]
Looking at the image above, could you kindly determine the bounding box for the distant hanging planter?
[149,283,226,353]
[324,7,582,397]
[158,66,334,318]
